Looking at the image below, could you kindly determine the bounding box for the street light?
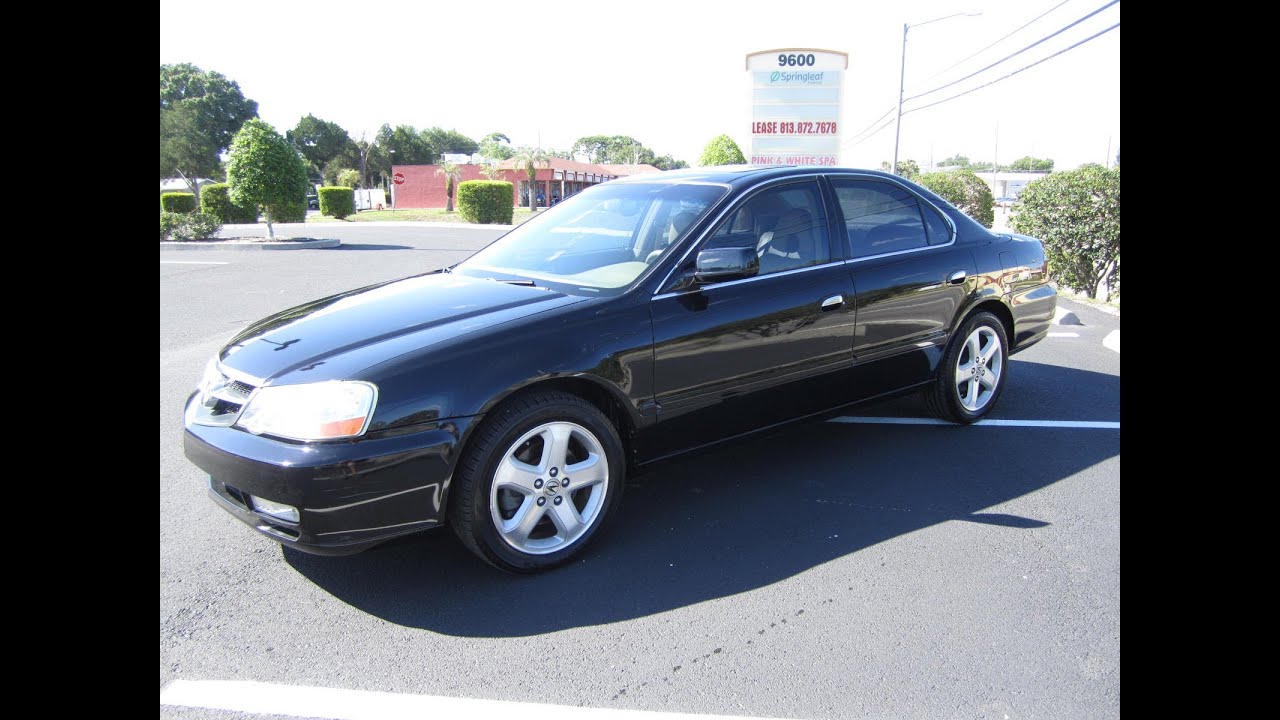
[892,12,982,176]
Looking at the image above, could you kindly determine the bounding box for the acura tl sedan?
[183,166,1056,572]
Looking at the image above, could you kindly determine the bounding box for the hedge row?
[200,183,259,223]
[160,211,223,241]
[457,180,514,224]
[160,192,197,213]
[319,186,354,219]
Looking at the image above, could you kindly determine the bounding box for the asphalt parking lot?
[160,225,1120,719]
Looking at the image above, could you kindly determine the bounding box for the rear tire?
[925,311,1009,424]
[448,391,624,573]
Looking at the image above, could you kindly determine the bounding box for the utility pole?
[1105,136,1112,168]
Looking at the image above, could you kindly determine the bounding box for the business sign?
[746,49,848,166]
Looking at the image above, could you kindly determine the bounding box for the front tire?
[449,391,624,573]
[926,311,1009,424]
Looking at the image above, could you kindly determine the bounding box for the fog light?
[248,495,299,524]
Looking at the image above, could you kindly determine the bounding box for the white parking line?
[829,417,1119,429]
[1047,332,1079,338]
[160,260,228,265]
[1103,329,1120,353]
[161,679,779,720]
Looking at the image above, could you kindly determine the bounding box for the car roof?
[611,165,908,188]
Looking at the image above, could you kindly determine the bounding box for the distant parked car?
[183,166,1056,572]
[307,195,319,210]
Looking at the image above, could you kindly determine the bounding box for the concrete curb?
[160,238,341,251]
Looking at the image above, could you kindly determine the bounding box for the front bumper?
[184,396,475,555]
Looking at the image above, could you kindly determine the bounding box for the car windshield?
[454,182,726,295]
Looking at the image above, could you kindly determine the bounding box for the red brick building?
[389,160,660,210]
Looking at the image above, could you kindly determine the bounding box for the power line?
[904,22,1119,116]
[844,105,898,144]
[926,0,1073,81]
[845,116,898,149]
[905,0,1119,103]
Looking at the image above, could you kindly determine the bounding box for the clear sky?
[160,0,1119,171]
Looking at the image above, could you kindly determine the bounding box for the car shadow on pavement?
[284,362,1119,637]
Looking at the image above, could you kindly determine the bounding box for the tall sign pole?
[746,49,848,166]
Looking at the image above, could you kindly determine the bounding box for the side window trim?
[654,175,832,294]
[823,174,957,260]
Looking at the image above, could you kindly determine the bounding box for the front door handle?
[821,294,844,310]
[947,270,967,285]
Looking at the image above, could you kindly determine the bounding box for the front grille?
[188,368,258,427]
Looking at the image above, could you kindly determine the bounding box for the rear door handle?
[821,294,844,310]
[947,270,967,285]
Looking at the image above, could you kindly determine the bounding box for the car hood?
[218,271,585,382]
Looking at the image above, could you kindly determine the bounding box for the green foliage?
[880,159,921,182]
[1007,156,1054,172]
[919,169,995,229]
[318,186,355,219]
[652,155,687,170]
[160,211,222,241]
[512,146,551,206]
[160,192,197,213]
[1011,166,1120,301]
[268,198,308,224]
[479,132,515,161]
[940,154,971,168]
[287,114,355,180]
[160,211,183,241]
[200,183,258,223]
[479,162,505,181]
[227,119,310,237]
[436,162,462,212]
[423,127,479,155]
[457,181,514,224]
[160,64,258,184]
[698,135,746,166]
[336,169,361,188]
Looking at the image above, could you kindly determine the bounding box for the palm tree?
[479,162,504,181]
[512,146,551,208]
[435,162,462,212]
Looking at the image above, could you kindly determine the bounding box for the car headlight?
[236,381,378,441]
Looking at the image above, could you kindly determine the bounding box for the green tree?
[227,119,310,239]
[1010,165,1120,301]
[1008,156,1054,172]
[479,132,515,161]
[160,102,218,189]
[367,124,434,185]
[512,146,551,207]
[423,128,479,156]
[435,162,462,212]
[160,63,258,201]
[652,155,688,170]
[880,159,921,182]
[479,163,505,181]
[919,169,995,229]
[337,169,361,188]
[939,154,971,168]
[287,115,355,181]
[699,135,746,166]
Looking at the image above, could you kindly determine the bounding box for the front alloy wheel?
[450,391,624,572]
[490,421,609,555]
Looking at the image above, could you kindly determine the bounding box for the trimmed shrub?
[919,169,995,228]
[457,180,514,224]
[266,198,307,224]
[200,183,258,223]
[161,211,223,241]
[161,192,197,213]
[160,212,183,241]
[318,186,355,219]
[1011,165,1120,301]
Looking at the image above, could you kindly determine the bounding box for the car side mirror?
[694,247,759,283]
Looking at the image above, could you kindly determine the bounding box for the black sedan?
[183,166,1056,572]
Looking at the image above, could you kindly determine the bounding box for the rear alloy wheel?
[926,311,1009,423]
[450,391,623,572]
